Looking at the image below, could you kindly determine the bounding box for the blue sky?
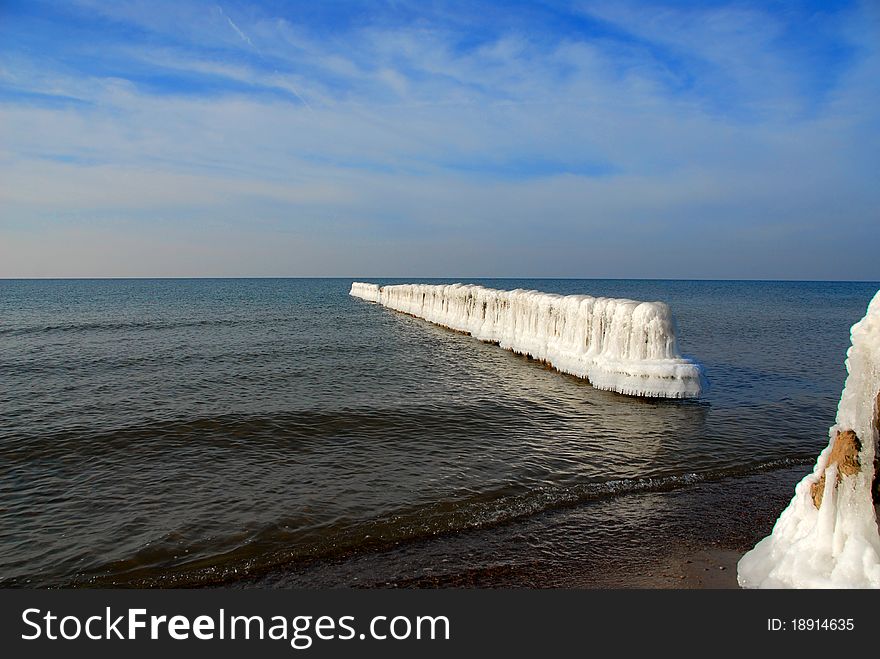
[1,0,878,278]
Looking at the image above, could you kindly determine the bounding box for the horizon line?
[2,276,879,283]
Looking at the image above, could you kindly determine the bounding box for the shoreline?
[246,465,807,589]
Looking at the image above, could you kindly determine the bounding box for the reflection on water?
[0,278,875,586]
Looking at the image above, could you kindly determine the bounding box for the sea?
[1,278,877,587]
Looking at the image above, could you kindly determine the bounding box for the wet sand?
[622,548,742,589]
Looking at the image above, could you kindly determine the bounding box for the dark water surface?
[1,279,877,587]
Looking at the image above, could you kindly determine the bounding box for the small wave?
[27,457,812,589]
[0,402,541,462]
[0,316,271,337]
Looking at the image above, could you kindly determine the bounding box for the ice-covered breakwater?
[738,290,880,588]
[350,281,381,303]
[350,282,705,399]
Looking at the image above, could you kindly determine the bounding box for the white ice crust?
[738,290,880,589]
[351,282,704,399]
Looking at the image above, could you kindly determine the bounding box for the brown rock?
[811,429,862,509]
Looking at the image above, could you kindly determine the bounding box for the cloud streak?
[218,6,254,48]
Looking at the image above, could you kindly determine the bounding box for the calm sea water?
[1,278,877,587]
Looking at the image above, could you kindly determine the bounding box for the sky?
[0,0,878,279]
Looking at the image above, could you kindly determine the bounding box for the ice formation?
[350,282,705,398]
[738,290,880,589]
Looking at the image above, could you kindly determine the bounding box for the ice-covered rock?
[738,290,880,589]
[350,282,705,399]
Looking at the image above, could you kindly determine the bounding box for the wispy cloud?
[0,0,877,278]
